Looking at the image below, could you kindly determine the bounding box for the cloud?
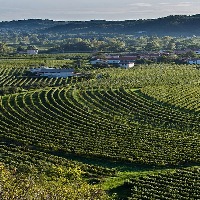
[129,3,152,7]
[159,3,170,5]
[175,2,192,7]
[0,0,200,21]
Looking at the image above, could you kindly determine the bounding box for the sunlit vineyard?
[124,167,200,199]
[141,84,200,112]
[77,64,200,89]
[0,60,199,199]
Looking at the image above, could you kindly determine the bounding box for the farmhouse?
[119,56,137,63]
[119,62,135,69]
[17,45,39,55]
[90,58,107,65]
[30,67,75,78]
[27,45,38,55]
[107,58,120,64]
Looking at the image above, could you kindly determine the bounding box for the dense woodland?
[0,14,200,199]
[1,14,200,54]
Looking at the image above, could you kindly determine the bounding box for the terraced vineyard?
[121,167,200,199]
[0,67,81,89]
[0,61,199,199]
[142,84,200,112]
[1,87,199,166]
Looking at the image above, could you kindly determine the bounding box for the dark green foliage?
[3,15,200,55]
[126,167,200,200]
[0,163,109,200]
[0,87,199,167]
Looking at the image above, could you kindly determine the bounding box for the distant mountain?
[0,19,66,33]
[1,14,200,36]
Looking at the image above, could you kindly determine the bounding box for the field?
[0,57,199,199]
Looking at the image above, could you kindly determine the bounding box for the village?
[27,48,200,79]
[90,49,200,67]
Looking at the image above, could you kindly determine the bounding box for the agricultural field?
[0,56,199,199]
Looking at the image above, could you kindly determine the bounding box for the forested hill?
[44,15,200,36]
[0,19,66,32]
[1,14,200,36]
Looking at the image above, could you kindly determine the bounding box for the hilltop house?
[30,67,75,78]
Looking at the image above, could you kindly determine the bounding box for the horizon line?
[1,13,200,23]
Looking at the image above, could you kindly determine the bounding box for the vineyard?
[118,167,200,199]
[0,59,199,199]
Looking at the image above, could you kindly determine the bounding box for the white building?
[90,58,107,65]
[195,50,200,55]
[188,59,200,64]
[90,56,135,68]
[30,67,75,78]
[119,62,135,69]
[27,49,38,55]
[107,58,120,64]
[27,45,39,55]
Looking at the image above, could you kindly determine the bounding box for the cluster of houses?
[90,53,172,68]
[90,49,200,66]
[28,48,200,78]
[90,55,136,69]
[173,48,200,64]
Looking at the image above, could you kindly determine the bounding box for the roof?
[119,61,135,64]
[39,68,74,73]
[119,57,137,61]
[107,57,137,61]
[188,59,200,61]
[107,58,120,60]
[27,45,38,50]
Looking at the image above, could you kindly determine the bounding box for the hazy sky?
[0,0,200,21]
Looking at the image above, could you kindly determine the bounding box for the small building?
[119,56,137,63]
[107,58,120,64]
[105,55,120,59]
[119,62,135,69]
[90,58,107,65]
[30,67,75,78]
[188,59,200,64]
[195,50,200,55]
[27,45,38,55]
[174,49,193,55]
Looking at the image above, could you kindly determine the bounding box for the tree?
[145,41,161,51]
[0,163,110,200]
[0,43,8,54]
[167,42,176,51]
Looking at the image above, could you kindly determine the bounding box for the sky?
[0,0,200,21]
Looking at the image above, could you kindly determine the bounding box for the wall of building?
[27,50,38,55]
[119,62,135,69]
[188,60,200,64]
[41,72,74,78]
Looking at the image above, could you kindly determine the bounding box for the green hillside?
[0,60,199,199]
[2,15,200,36]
